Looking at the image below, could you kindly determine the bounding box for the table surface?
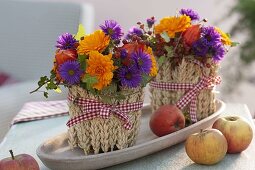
[0,103,255,170]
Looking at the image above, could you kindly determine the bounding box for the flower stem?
[29,79,51,94]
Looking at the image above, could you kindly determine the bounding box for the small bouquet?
[127,9,237,124]
[31,20,157,154]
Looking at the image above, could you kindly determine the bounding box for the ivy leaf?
[38,76,48,86]
[157,55,166,67]
[50,72,56,79]
[160,32,170,43]
[43,92,49,98]
[164,46,174,58]
[46,80,57,90]
[231,41,240,47]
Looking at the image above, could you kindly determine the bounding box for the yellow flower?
[77,30,110,55]
[154,15,191,38]
[215,27,232,46]
[86,51,115,90]
[146,47,158,77]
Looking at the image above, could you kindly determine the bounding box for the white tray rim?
[37,100,225,162]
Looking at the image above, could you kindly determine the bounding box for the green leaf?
[75,24,86,41]
[115,93,126,100]
[87,87,97,95]
[78,54,87,71]
[38,76,48,86]
[231,41,240,47]
[164,46,174,58]
[82,74,98,89]
[157,55,166,67]
[43,92,49,98]
[54,86,62,93]
[50,72,56,79]
[101,95,112,104]
[101,83,117,94]
[160,32,170,43]
[79,82,87,89]
[46,80,58,90]
[141,74,151,87]
[114,58,122,68]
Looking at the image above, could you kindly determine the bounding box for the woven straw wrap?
[150,57,219,121]
[68,86,144,155]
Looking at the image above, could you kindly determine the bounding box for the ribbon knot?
[66,95,143,130]
[99,106,111,119]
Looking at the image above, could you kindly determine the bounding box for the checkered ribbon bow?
[150,76,221,123]
[66,94,143,130]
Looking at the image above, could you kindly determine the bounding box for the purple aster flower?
[56,33,77,50]
[118,66,142,88]
[125,26,143,39]
[210,43,225,61]
[192,39,209,57]
[131,50,152,74]
[59,60,82,85]
[147,17,156,28]
[201,26,221,46]
[100,20,123,40]
[179,8,200,21]
[120,49,128,59]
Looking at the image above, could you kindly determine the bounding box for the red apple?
[150,105,185,137]
[0,150,39,170]
[185,129,228,165]
[212,116,253,153]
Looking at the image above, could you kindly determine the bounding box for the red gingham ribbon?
[66,94,143,130]
[150,76,221,123]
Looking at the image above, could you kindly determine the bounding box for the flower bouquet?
[31,20,157,154]
[128,9,237,124]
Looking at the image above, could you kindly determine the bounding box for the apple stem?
[200,129,203,133]
[9,150,15,160]
[229,117,236,121]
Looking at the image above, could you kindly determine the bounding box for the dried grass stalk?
[68,86,144,155]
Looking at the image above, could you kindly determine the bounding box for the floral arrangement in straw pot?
[31,20,157,154]
[128,9,238,125]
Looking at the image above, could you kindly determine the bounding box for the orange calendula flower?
[215,27,232,46]
[146,47,158,77]
[77,30,110,55]
[86,51,115,90]
[154,15,191,38]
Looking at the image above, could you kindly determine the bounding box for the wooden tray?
[37,100,225,170]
